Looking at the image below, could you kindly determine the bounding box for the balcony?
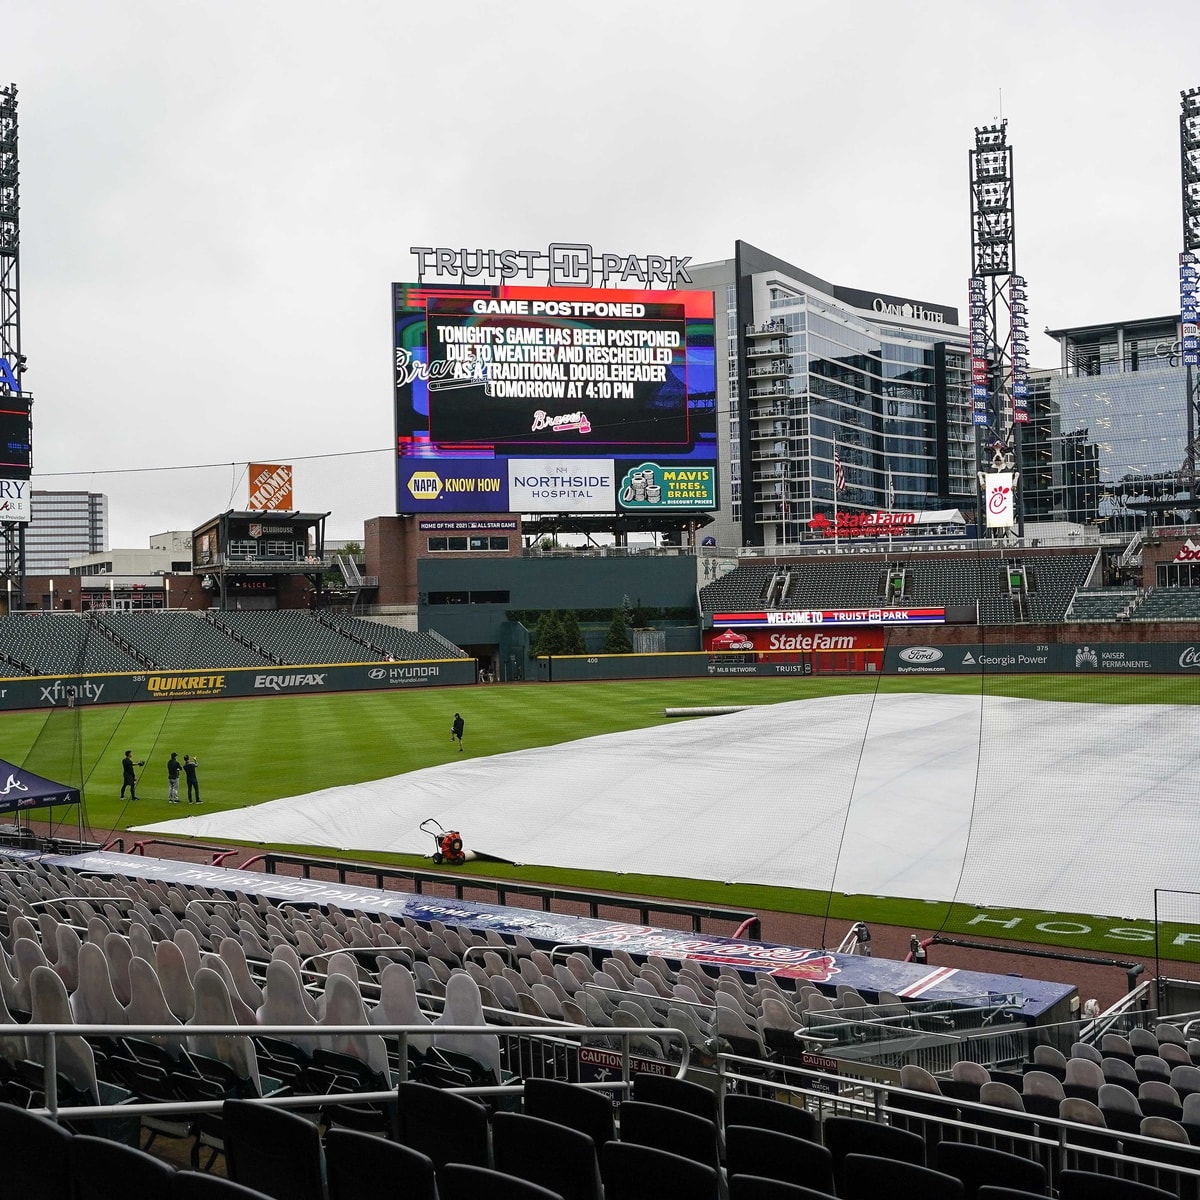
[745,320,788,336]
[747,342,791,358]
[747,360,790,380]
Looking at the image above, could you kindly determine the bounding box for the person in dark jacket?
[120,750,144,800]
[451,713,465,751]
[183,754,201,804]
[166,752,182,803]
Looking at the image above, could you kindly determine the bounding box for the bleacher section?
[1066,588,1141,621]
[321,614,470,663]
[701,552,1100,625]
[1,850,1198,1196]
[1022,554,1098,623]
[0,610,471,677]
[696,565,774,610]
[1130,588,1200,621]
[0,613,143,676]
[208,611,388,665]
[92,611,272,670]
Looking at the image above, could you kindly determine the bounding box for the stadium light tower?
[1180,87,1200,510]
[968,120,1028,536]
[0,83,25,605]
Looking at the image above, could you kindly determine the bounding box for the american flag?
[834,449,846,493]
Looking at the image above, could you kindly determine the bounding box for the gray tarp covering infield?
[132,694,1200,921]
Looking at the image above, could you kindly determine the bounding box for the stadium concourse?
[135,691,1200,924]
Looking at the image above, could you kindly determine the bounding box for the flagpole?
[834,449,840,555]
[887,465,894,554]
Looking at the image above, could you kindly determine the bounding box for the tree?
[560,609,587,655]
[532,609,564,655]
[602,609,634,654]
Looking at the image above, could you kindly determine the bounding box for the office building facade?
[1036,316,1192,532]
[688,242,975,548]
[24,490,107,574]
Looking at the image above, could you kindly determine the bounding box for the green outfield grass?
[3,672,1198,960]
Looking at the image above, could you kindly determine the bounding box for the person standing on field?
[451,712,465,752]
[120,750,144,801]
[166,752,182,803]
[184,754,201,804]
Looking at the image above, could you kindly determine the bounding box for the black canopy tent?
[0,759,83,845]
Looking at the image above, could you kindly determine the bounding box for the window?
[428,536,508,552]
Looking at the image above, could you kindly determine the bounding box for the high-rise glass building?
[687,242,974,548]
[25,490,107,573]
[1037,316,1192,532]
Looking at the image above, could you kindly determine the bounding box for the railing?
[17,1019,688,1123]
[18,1015,1200,1194]
[717,1052,1200,1195]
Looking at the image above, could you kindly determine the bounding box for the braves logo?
[0,774,29,796]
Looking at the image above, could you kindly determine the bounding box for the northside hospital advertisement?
[392,282,717,515]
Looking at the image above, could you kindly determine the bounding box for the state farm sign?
[704,629,884,653]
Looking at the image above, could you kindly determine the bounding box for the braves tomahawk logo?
[0,774,29,797]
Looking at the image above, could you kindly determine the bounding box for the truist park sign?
[410,243,693,288]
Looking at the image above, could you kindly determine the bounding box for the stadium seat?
[492,1112,602,1200]
[0,1100,74,1200]
[524,1077,615,1148]
[617,1100,721,1178]
[933,1142,1047,1200]
[68,1134,176,1200]
[171,1174,277,1200]
[726,1126,833,1193]
[396,1080,490,1169]
[722,1092,817,1142]
[729,1179,836,1200]
[1058,1169,1176,1200]
[438,1164,563,1200]
[222,1099,324,1200]
[823,1115,926,1193]
[599,1141,720,1200]
[324,1127,437,1200]
[841,1153,964,1200]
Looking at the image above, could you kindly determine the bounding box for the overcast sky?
[8,1,1200,547]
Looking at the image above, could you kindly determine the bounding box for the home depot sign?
[248,464,294,512]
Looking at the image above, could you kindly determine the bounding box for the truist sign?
[410,243,693,288]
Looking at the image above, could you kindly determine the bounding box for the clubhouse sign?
[0,659,476,710]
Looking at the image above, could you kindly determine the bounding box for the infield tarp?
[132,693,1200,920]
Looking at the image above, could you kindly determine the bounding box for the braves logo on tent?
[0,774,29,797]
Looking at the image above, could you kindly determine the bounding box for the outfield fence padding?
[0,658,477,711]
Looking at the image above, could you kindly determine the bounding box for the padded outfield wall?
[0,658,477,711]
[537,640,1200,680]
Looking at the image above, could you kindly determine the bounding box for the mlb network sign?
[410,243,692,288]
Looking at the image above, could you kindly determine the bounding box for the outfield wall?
[537,640,1200,681]
[0,658,477,711]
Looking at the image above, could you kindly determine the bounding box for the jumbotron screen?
[393,283,716,515]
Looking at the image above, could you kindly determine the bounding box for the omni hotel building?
[687,241,975,549]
